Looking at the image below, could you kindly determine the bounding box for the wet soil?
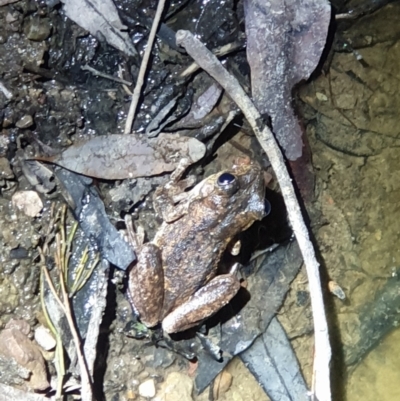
[1,1,400,400]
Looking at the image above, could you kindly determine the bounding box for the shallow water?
[293,3,400,399]
[346,327,400,401]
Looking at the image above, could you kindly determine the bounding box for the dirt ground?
[1,1,400,401]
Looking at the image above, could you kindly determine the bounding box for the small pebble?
[138,378,156,398]
[15,114,34,129]
[12,190,43,217]
[126,389,137,400]
[0,157,14,179]
[213,370,232,399]
[6,12,18,23]
[138,370,149,380]
[25,17,51,41]
[9,246,29,260]
[316,92,328,102]
[34,326,56,351]
[328,281,346,300]
[5,319,31,336]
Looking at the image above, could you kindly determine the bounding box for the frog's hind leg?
[162,274,240,334]
[128,243,164,328]
[125,215,165,327]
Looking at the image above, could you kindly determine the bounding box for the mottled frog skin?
[126,158,266,333]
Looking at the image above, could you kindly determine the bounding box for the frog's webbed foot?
[162,274,241,334]
[125,320,197,360]
[156,334,197,360]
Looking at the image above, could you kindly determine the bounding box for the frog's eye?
[217,172,238,194]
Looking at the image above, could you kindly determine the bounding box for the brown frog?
[126,158,266,334]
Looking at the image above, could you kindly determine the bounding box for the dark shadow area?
[92,266,117,401]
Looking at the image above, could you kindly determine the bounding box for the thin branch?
[39,206,93,401]
[178,39,245,78]
[124,0,167,134]
[175,30,331,401]
[40,264,65,398]
[81,64,133,86]
[40,259,66,313]
[57,255,93,401]
[83,260,109,378]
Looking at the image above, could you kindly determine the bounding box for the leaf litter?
[0,0,353,399]
[36,133,206,180]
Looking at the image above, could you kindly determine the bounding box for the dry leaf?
[244,0,331,160]
[38,133,206,180]
[61,0,137,57]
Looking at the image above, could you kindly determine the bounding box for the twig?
[39,252,65,399]
[81,64,133,86]
[124,0,167,134]
[55,238,93,401]
[41,247,94,400]
[39,206,93,401]
[118,64,133,96]
[83,260,109,377]
[179,39,245,78]
[175,30,332,401]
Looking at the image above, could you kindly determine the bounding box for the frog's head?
[195,158,267,234]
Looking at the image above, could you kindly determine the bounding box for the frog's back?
[156,209,229,317]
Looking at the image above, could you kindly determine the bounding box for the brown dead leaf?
[36,133,206,180]
[245,0,331,161]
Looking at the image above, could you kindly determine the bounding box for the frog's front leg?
[154,158,197,223]
[161,273,241,334]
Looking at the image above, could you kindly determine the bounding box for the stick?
[55,233,93,401]
[81,64,132,86]
[124,0,167,134]
[178,39,245,78]
[175,30,332,401]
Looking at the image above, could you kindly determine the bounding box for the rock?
[0,321,49,390]
[125,389,137,400]
[0,277,19,317]
[138,378,156,398]
[0,353,31,387]
[154,372,193,401]
[15,114,33,129]
[24,17,51,41]
[12,190,43,217]
[34,326,56,351]
[213,370,232,399]
[0,157,14,180]
[5,319,31,336]
[143,345,176,369]
[1,107,15,128]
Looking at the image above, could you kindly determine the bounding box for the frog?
[125,157,266,334]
